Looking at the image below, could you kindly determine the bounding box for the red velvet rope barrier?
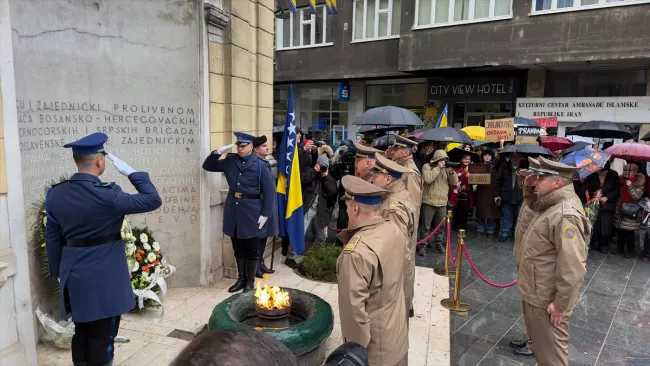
[462,244,517,288]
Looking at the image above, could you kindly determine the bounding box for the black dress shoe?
[513,346,534,356]
[509,340,526,348]
[433,244,445,254]
[498,236,508,243]
[284,258,298,269]
[416,245,427,257]
[260,261,275,274]
[409,308,414,318]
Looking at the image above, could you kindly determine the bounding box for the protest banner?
[468,163,491,185]
[485,118,514,142]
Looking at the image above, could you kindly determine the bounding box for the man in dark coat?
[45,133,162,366]
[202,132,276,293]
[494,153,525,242]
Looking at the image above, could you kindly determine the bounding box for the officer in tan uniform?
[368,153,417,321]
[355,142,382,180]
[517,157,591,366]
[510,157,540,357]
[336,175,409,366]
[387,136,422,318]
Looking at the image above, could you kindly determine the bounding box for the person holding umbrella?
[448,148,478,232]
[613,163,646,258]
[494,153,526,242]
[474,150,501,237]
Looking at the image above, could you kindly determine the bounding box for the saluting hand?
[216,144,235,155]
[108,154,136,177]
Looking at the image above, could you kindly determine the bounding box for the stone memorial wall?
[10,0,203,312]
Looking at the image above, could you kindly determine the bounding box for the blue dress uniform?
[202,132,275,292]
[45,133,162,366]
[251,135,279,277]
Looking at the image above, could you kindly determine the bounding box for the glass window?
[353,0,401,41]
[276,5,333,50]
[416,0,512,27]
[453,0,470,21]
[545,69,648,97]
[533,0,648,13]
[366,84,427,109]
[297,88,349,144]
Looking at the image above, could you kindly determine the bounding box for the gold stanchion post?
[440,229,471,312]
[434,210,456,278]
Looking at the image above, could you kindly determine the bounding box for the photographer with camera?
[417,150,458,256]
[302,155,337,244]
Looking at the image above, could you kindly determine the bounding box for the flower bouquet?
[121,219,176,314]
[584,189,602,227]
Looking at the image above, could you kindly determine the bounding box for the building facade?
[274,0,650,141]
[0,0,274,362]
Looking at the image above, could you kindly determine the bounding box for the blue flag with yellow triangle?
[435,104,448,128]
[276,85,306,254]
[288,0,297,12]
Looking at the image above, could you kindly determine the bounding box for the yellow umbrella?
[461,126,485,141]
[446,143,461,152]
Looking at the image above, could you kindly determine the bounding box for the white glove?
[57,278,60,283]
[216,144,235,155]
[108,154,136,176]
[258,216,268,230]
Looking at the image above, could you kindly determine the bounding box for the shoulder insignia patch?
[563,227,577,239]
[344,236,360,253]
[94,182,114,188]
[562,202,574,217]
[389,198,398,210]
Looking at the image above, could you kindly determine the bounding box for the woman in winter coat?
[582,163,620,253]
[450,153,474,231]
[474,150,501,237]
[614,163,646,257]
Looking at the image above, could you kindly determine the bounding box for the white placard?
[515,97,650,124]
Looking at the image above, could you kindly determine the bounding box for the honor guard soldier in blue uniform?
[202,132,275,292]
[45,133,162,366]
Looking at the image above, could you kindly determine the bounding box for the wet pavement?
[416,225,650,366]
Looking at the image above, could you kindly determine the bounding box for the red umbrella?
[605,142,650,162]
[540,136,574,152]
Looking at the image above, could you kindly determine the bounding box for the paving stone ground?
[37,248,450,366]
[417,226,650,366]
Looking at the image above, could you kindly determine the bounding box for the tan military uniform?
[396,156,421,312]
[337,217,409,366]
[382,177,416,313]
[355,142,381,180]
[517,158,591,366]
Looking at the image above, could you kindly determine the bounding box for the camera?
[324,342,368,366]
[314,141,324,148]
[445,160,461,169]
[320,165,328,173]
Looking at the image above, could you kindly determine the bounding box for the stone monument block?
[10,0,203,292]
[210,74,226,103]
[229,16,251,51]
[258,83,274,109]
[258,55,274,85]
[257,4,274,34]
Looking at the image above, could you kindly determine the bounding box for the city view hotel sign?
[515,97,650,123]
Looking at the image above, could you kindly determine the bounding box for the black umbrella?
[568,120,633,139]
[357,124,406,134]
[559,141,591,157]
[353,106,424,126]
[447,148,480,163]
[419,127,472,144]
[501,144,553,157]
[371,135,395,151]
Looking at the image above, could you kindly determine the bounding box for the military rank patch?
[344,236,360,252]
[562,202,574,217]
[563,227,576,239]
